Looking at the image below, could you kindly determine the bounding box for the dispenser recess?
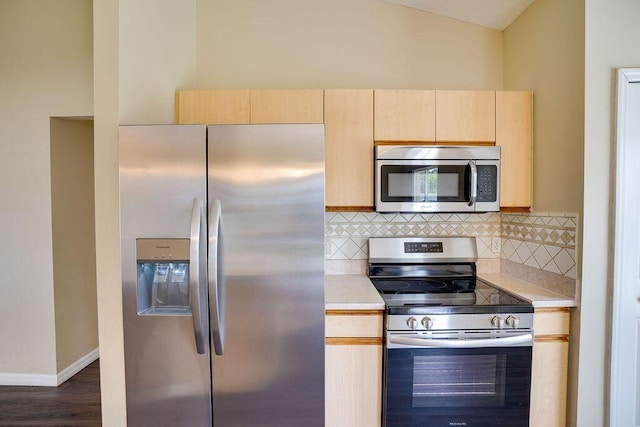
[136,238,191,316]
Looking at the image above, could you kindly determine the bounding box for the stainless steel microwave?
[375,145,500,213]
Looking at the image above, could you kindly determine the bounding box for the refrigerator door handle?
[190,198,207,355]
[209,198,225,355]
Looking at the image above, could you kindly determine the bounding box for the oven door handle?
[388,333,533,348]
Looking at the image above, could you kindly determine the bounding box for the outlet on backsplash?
[491,237,501,254]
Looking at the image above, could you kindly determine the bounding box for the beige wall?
[579,0,640,425]
[50,118,98,371]
[503,0,585,214]
[195,0,504,90]
[502,3,585,425]
[119,0,197,123]
[94,0,197,424]
[93,0,124,422]
[0,0,93,376]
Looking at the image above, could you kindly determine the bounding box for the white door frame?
[610,68,640,426]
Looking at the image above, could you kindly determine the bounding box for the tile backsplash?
[501,213,577,279]
[325,211,578,297]
[325,212,501,260]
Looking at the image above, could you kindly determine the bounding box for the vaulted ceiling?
[382,0,536,30]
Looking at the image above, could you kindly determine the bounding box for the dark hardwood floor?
[0,360,101,426]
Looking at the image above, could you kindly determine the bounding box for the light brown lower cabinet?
[530,307,570,427]
[325,310,383,427]
[324,307,569,427]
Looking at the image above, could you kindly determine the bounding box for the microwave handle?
[468,160,477,207]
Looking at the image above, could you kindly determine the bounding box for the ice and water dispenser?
[136,238,191,315]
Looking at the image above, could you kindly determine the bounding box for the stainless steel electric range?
[369,237,534,427]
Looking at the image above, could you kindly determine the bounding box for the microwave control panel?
[476,165,498,202]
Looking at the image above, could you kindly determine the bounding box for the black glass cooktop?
[369,276,533,315]
[371,278,476,294]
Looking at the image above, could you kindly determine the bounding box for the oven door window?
[380,164,470,203]
[412,354,506,408]
[385,347,532,427]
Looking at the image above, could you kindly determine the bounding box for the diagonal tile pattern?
[325,211,579,282]
[500,212,579,280]
[326,212,501,260]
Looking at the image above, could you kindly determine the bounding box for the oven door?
[384,331,533,427]
[375,159,499,213]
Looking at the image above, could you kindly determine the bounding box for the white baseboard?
[0,347,99,387]
[56,347,100,386]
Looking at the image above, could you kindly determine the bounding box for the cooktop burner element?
[373,279,452,293]
[368,237,533,315]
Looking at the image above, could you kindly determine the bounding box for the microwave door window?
[436,172,461,200]
[425,167,438,201]
[381,165,467,203]
[388,173,416,199]
[414,167,429,202]
[425,167,463,202]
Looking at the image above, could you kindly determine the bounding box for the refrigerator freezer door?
[208,124,325,426]
[119,125,212,427]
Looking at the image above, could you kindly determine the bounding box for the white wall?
[94,0,197,424]
[195,0,504,90]
[579,0,640,425]
[0,0,93,377]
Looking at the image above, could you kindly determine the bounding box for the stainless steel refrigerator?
[119,124,325,427]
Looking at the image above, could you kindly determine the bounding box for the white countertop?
[325,274,385,310]
[325,273,576,310]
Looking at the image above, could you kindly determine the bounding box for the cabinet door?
[326,344,382,427]
[324,89,374,209]
[174,90,250,124]
[530,308,570,427]
[250,89,324,123]
[530,340,569,427]
[374,90,435,142]
[435,90,496,142]
[496,91,533,210]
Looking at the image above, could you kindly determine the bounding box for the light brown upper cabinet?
[175,90,250,124]
[496,91,533,210]
[435,90,496,143]
[175,89,323,125]
[324,89,374,209]
[374,90,436,142]
[250,90,324,124]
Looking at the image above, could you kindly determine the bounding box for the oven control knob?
[406,316,418,330]
[506,315,520,329]
[491,315,505,329]
[421,317,434,330]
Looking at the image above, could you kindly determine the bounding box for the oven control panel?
[404,242,443,253]
[387,313,534,332]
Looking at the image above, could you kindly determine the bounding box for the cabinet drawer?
[325,311,383,338]
[534,308,570,336]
